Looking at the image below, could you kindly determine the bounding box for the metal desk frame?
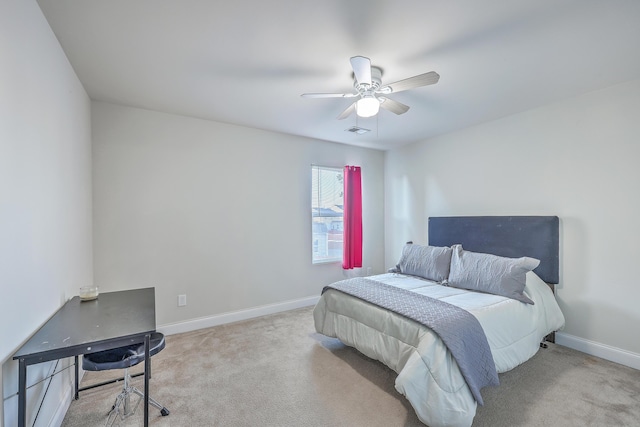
[13,288,156,427]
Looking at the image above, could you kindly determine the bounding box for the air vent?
[345,126,371,135]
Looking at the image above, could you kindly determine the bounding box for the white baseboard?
[48,381,73,427]
[555,332,640,370]
[158,295,320,336]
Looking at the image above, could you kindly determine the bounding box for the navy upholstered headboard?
[428,216,559,284]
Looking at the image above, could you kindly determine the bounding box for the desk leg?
[18,358,26,427]
[74,355,79,400]
[144,333,150,427]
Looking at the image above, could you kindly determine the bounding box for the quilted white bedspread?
[313,271,565,427]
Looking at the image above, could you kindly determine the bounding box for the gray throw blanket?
[323,277,499,405]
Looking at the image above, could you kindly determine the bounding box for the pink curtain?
[342,166,362,269]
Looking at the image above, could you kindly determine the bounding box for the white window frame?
[311,165,343,264]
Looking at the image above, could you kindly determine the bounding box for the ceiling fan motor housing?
[353,66,383,94]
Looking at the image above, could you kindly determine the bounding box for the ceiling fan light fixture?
[356,96,380,118]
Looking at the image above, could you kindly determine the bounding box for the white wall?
[0,1,93,426]
[385,78,640,366]
[91,101,385,329]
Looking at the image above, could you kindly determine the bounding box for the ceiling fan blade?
[379,97,410,115]
[379,71,440,94]
[350,56,372,86]
[337,102,356,120]
[301,92,357,98]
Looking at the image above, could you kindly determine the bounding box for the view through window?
[312,166,343,263]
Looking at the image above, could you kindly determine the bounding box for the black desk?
[13,287,156,427]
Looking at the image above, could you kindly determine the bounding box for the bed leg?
[540,331,555,349]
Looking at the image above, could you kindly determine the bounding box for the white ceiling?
[37,0,640,150]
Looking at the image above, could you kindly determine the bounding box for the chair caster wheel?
[161,407,170,416]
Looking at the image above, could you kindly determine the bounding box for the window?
[311,165,343,263]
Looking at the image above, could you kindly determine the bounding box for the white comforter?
[313,271,565,427]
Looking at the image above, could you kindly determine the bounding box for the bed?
[313,216,565,427]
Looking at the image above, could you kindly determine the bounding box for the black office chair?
[83,332,170,425]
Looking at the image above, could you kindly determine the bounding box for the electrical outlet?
[367,267,372,276]
[178,294,187,307]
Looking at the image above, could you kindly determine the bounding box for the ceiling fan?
[301,56,439,119]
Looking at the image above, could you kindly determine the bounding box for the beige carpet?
[61,307,640,426]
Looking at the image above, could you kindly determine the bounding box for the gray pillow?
[389,243,452,282]
[447,245,539,304]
